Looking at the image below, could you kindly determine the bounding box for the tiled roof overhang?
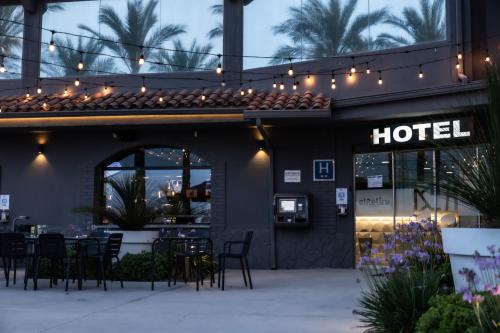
[0,88,330,128]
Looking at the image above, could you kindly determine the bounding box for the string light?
[418,64,424,79]
[239,82,244,96]
[272,76,277,89]
[48,31,56,52]
[306,71,311,83]
[216,54,222,74]
[84,88,89,99]
[485,49,490,63]
[247,80,253,94]
[456,60,461,70]
[104,83,109,93]
[220,78,226,87]
[201,88,206,101]
[378,71,383,85]
[25,87,30,98]
[287,58,294,76]
[141,78,146,93]
[138,48,145,65]
[457,44,462,60]
[365,63,371,74]
[77,51,84,70]
[63,85,68,96]
[331,72,336,90]
[292,78,298,90]
[279,75,285,90]
[74,77,80,86]
[350,57,356,74]
[36,85,42,94]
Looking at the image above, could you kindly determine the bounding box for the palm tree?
[270,0,388,64]
[79,0,185,74]
[43,36,116,77]
[151,39,217,72]
[377,0,445,47]
[207,4,223,40]
[0,6,23,76]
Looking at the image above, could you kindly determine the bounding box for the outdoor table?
[150,236,214,290]
[24,235,108,290]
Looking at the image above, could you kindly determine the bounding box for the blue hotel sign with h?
[313,160,335,181]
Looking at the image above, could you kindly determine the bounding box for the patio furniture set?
[0,230,254,292]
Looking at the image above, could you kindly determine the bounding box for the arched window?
[101,147,211,225]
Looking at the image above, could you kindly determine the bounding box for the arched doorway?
[97,146,211,225]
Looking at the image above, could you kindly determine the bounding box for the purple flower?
[472,295,485,303]
[423,240,432,247]
[462,291,473,303]
[487,244,496,255]
[417,251,430,262]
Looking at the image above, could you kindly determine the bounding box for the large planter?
[442,227,500,291]
[119,230,159,257]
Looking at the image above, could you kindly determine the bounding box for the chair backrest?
[174,238,210,256]
[104,233,123,257]
[38,233,67,258]
[241,231,254,256]
[1,233,26,258]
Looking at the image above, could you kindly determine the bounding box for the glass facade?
[103,147,211,225]
[243,0,447,69]
[0,5,24,79]
[40,0,223,77]
[354,148,480,262]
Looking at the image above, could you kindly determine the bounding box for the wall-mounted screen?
[279,199,296,213]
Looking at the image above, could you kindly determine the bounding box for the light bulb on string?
[77,51,84,70]
[239,82,245,96]
[138,48,145,65]
[456,60,461,70]
[25,87,30,99]
[350,57,356,74]
[292,77,298,90]
[0,57,5,73]
[365,63,371,74]
[457,44,463,60]
[279,75,285,90]
[74,77,80,86]
[158,88,164,102]
[287,58,294,76]
[485,49,491,63]
[141,77,146,93]
[36,79,42,94]
[378,71,383,85]
[84,89,89,100]
[247,80,253,95]
[104,83,109,93]
[331,72,336,90]
[216,54,223,74]
[49,31,56,52]
[306,71,311,83]
[63,85,68,96]
[221,78,226,87]
[418,64,424,79]
[272,76,277,89]
[201,88,206,101]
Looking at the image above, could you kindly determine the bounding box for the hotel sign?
[371,118,472,145]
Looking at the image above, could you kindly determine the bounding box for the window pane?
[244,0,446,69]
[41,0,223,77]
[0,5,23,79]
[355,152,393,262]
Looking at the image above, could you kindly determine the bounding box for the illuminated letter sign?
[371,118,472,145]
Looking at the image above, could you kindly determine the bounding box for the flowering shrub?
[459,245,500,332]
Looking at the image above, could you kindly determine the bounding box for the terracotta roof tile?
[0,88,330,114]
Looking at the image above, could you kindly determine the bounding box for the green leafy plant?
[357,269,442,333]
[76,174,159,230]
[416,293,478,333]
[437,62,500,228]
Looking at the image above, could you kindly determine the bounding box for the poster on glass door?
[356,188,413,217]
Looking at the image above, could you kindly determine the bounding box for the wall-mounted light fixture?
[257,140,266,151]
[37,144,45,155]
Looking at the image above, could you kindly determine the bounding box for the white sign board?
[0,195,10,210]
[367,175,383,188]
[284,170,301,183]
[336,188,348,205]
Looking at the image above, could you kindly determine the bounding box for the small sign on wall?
[367,175,383,188]
[284,170,301,183]
[336,188,348,205]
[313,159,335,181]
[0,195,10,210]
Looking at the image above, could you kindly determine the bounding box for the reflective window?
[244,0,447,69]
[103,147,211,225]
[41,0,222,77]
[0,5,24,79]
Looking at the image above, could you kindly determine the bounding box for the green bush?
[416,293,478,333]
[115,251,170,281]
[357,269,442,333]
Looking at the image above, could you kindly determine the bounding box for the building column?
[223,0,244,85]
[21,0,44,90]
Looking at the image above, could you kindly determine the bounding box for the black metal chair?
[86,233,124,291]
[172,238,214,291]
[218,231,254,291]
[1,233,27,287]
[151,238,173,290]
[33,233,71,291]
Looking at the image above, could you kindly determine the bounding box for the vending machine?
[274,193,310,227]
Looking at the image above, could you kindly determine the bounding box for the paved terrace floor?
[0,269,364,333]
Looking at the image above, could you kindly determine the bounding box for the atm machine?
[274,193,310,227]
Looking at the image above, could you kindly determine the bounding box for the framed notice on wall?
[367,175,383,188]
[284,170,301,183]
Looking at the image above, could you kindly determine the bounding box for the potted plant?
[77,174,160,256]
[439,62,500,290]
